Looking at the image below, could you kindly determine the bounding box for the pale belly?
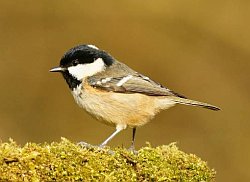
[71,85,175,128]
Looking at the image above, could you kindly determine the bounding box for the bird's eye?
[72,59,79,66]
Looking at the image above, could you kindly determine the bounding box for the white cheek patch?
[68,58,105,80]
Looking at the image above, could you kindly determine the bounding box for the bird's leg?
[128,127,137,153]
[99,125,125,148]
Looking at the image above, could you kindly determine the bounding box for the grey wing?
[88,73,186,97]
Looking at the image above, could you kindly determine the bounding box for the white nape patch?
[68,58,105,80]
[116,75,133,86]
[87,45,99,50]
[142,76,150,80]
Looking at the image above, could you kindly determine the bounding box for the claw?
[77,141,115,155]
[127,145,138,155]
[77,141,96,149]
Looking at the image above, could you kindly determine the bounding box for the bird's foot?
[77,141,114,155]
[77,141,97,149]
[98,144,115,155]
[127,145,138,155]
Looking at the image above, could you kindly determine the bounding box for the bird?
[50,44,220,150]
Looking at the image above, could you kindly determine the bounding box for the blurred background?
[0,0,249,181]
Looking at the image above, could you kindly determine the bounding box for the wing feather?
[88,73,185,97]
[87,61,186,97]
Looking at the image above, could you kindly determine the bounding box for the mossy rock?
[0,138,215,181]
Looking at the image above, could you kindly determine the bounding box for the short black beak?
[49,67,66,72]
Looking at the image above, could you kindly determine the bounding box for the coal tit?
[50,44,220,150]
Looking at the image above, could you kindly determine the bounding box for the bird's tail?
[169,97,220,111]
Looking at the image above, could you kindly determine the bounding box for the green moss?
[0,138,215,181]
